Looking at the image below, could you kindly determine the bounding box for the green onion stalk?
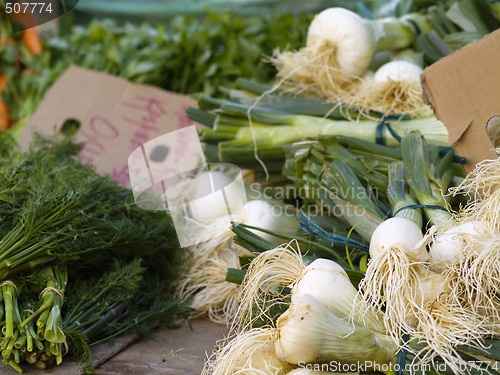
[282,133,462,241]
[401,131,453,227]
[358,132,481,373]
[282,137,403,242]
[413,0,499,64]
[387,162,423,227]
[188,93,450,181]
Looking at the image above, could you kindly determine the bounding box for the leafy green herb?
[2,12,312,135]
[0,132,191,372]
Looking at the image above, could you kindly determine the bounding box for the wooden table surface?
[5,319,229,375]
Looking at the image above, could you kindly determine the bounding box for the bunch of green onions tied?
[205,247,398,375]
[187,78,450,182]
[220,219,500,375]
[0,133,190,373]
[282,131,463,240]
[212,128,500,374]
[271,0,500,116]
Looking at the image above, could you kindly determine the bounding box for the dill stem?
[83,301,128,338]
[19,294,55,329]
[3,329,19,359]
[13,334,26,350]
[7,359,22,373]
[44,305,65,344]
[25,326,33,352]
[0,226,25,263]
[2,285,16,338]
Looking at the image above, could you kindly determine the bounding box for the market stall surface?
[5,319,228,375]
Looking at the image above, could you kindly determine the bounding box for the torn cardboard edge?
[20,65,199,188]
[421,28,500,173]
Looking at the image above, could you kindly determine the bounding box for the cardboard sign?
[421,30,500,173]
[20,66,198,187]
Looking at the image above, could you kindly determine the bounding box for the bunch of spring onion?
[187,79,450,182]
[0,133,190,373]
[205,246,399,375]
[213,220,500,374]
[216,220,500,375]
[212,248,500,374]
[283,130,499,371]
[274,0,500,117]
[283,131,491,371]
[265,130,500,372]
[270,6,433,117]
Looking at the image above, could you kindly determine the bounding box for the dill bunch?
[0,133,185,280]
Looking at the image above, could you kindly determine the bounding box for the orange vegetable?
[22,27,42,55]
[0,74,6,91]
[0,74,9,130]
[8,2,42,55]
[0,101,9,130]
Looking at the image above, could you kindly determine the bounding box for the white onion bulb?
[429,221,488,271]
[307,7,376,77]
[374,60,423,83]
[240,200,298,243]
[369,217,428,262]
[188,171,246,224]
